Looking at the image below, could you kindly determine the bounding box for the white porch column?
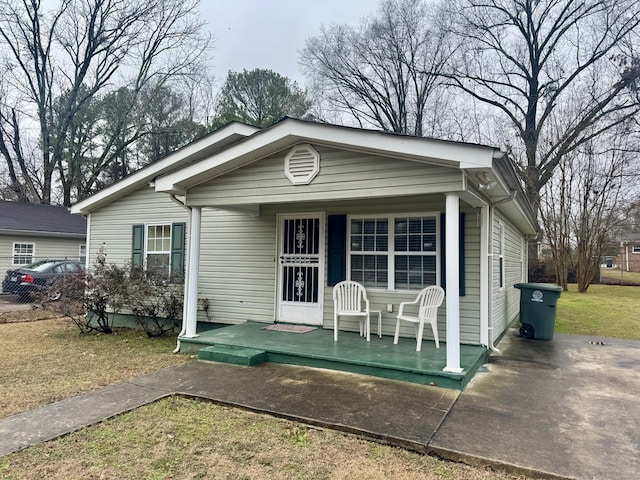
[479,204,489,347]
[444,193,463,373]
[184,206,201,338]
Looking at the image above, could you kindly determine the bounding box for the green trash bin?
[514,283,563,340]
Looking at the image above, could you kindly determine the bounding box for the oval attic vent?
[284,144,320,185]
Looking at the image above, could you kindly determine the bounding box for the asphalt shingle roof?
[0,200,86,236]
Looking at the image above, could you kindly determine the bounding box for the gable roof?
[154,117,498,194]
[0,200,86,237]
[71,117,537,235]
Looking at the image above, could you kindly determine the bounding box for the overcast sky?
[200,0,377,87]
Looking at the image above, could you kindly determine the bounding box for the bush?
[128,267,183,337]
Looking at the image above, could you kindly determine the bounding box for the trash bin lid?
[514,282,563,292]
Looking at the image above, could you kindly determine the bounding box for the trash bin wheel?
[519,323,534,339]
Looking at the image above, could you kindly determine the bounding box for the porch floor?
[179,322,490,390]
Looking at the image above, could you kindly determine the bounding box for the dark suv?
[2,260,85,300]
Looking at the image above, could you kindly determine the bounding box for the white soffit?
[155,119,496,193]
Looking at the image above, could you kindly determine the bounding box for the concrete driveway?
[431,330,640,479]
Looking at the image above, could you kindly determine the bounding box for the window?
[132,222,186,280]
[146,224,172,276]
[498,222,505,290]
[633,245,640,254]
[79,244,87,264]
[349,215,439,291]
[13,243,34,265]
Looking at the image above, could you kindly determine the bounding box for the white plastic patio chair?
[332,280,373,341]
[394,285,445,351]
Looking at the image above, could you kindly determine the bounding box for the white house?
[71,118,536,374]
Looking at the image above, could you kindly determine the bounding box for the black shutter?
[440,213,466,296]
[132,224,144,267]
[171,222,186,281]
[327,214,347,286]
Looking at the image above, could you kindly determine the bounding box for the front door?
[277,214,325,325]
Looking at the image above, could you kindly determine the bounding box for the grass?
[599,268,640,285]
[0,317,190,419]
[0,318,528,480]
[555,284,640,339]
[0,396,523,480]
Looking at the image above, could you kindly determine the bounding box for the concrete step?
[198,344,267,366]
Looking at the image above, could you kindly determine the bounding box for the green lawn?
[555,284,640,339]
[599,268,640,285]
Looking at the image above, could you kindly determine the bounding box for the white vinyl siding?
[492,212,525,339]
[186,146,464,207]
[88,186,188,267]
[0,236,85,263]
[197,208,277,325]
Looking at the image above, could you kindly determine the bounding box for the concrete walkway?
[1,330,638,479]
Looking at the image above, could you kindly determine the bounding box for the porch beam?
[443,193,463,373]
[184,206,201,338]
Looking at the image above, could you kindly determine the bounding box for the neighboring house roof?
[71,117,537,234]
[0,200,86,238]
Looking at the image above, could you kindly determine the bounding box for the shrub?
[127,267,183,337]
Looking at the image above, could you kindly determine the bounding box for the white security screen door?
[277,214,324,325]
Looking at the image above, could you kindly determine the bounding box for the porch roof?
[154,117,498,195]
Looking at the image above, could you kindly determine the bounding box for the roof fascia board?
[156,119,496,193]
[0,229,86,239]
[70,122,260,214]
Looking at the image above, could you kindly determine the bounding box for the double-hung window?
[349,214,439,291]
[132,222,186,280]
[633,245,640,254]
[13,242,34,265]
[146,224,172,276]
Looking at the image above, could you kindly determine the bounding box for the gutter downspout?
[169,194,190,354]
[487,189,517,353]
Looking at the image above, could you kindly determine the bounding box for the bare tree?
[300,0,452,136]
[540,122,639,291]
[0,0,211,206]
[447,0,640,217]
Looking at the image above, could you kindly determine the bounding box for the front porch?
[179,321,490,390]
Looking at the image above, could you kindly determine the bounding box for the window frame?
[632,245,640,254]
[346,212,440,292]
[79,244,87,264]
[144,223,172,276]
[12,242,35,266]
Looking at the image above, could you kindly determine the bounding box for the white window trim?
[632,245,640,254]
[144,223,172,272]
[12,242,35,266]
[79,244,87,262]
[346,212,440,293]
[498,222,505,291]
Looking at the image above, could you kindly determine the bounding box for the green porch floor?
[179,322,490,390]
